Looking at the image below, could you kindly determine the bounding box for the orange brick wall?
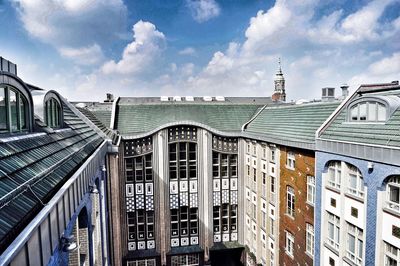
[279,146,314,266]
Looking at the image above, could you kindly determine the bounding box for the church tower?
[272,58,286,102]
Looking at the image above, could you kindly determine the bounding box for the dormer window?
[0,85,28,133]
[45,97,62,128]
[349,101,387,122]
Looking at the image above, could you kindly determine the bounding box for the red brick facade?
[279,146,314,266]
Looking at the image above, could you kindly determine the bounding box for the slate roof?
[0,101,103,252]
[115,102,265,136]
[245,102,340,147]
[319,86,400,147]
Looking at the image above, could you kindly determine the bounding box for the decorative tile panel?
[147,240,155,249]
[230,191,238,205]
[222,190,229,203]
[222,179,229,189]
[128,242,136,251]
[146,195,154,210]
[213,192,221,206]
[180,181,188,192]
[126,184,134,197]
[222,234,230,242]
[213,179,220,191]
[180,193,189,206]
[181,237,189,246]
[145,183,153,195]
[171,238,179,247]
[126,197,135,212]
[135,194,144,209]
[214,234,221,242]
[189,180,197,192]
[190,237,198,245]
[170,181,178,194]
[170,194,179,209]
[190,193,198,208]
[230,178,238,190]
[137,241,146,250]
[136,183,144,194]
[231,233,237,241]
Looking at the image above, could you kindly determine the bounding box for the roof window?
[0,85,29,134]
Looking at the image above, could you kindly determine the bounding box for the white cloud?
[349,53,400,86]
[179,47,196,56]
[243,0,291,53]
[101,21,165,75]
[186,0,220,23]
[58,44,104,65]
[309,0,398,44]
[13,0,127,62]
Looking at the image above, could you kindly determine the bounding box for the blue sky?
[1,0,399,102]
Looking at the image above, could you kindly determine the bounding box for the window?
[307,176,315,205]
[349,101,387,122]
[384,242,400,266]
[262,147,267,158]
[253,144,257,155]
[286,186,295,217]
[346,223,363,265]
[387,176,400,212]
[171,254,200,266]
[327,212,340,250]
[347,165,364,198]
[285,231,294,258]
[45,98,61,128]
[270,149,276,162]
[247,143,251,153]
[286,151,295,169]
[270,176,275,193]
[327,161,341,189]
[306,223,314,257]
[269,218,274,235]
[0,86,29,133]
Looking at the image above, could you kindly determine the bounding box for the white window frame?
[286,186,295,217]
[286,151,295,169]
[384,241,400,266]
[306,223,314,258]
[327,212,340,250]
[327,162,341,189]
[386,176,400,212]
[347,165,364,198]
[307,176,315,205]
[346,223,363,265]
[285,231,294,258]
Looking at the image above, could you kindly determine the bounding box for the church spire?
[272,57,286,102]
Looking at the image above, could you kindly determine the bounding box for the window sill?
[285,165,295,171]
[324,242,339,256]
[325,185,341,194]
[383,207,400,218]
[344,192,364,203]
[305,251,314,259]
[306,201,315,207]
[285,250,294,259]
[343,256,361,266]
[284,213,295,220]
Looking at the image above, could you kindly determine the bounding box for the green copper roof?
[245,102,340,144]
[91,109,111,128]
[319,94,400,147]
[115,103,264,136]
[0,101,103,252]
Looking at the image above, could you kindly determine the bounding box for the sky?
[1,0,399,103]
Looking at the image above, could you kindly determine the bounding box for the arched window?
[0,85,28,133]
[45,97,62,128]
[347,165,364,198]
[386,176,400,212]
[349,101,387,122]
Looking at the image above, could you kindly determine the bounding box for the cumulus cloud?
[58,44,104,65]
[186,0,220,23]
[309,0,399,44]
[13,0,127,61]
[101,21,165,75]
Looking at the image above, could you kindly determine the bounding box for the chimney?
[340,84,349,99]
[322,87,335,102]
[105,93,114,102]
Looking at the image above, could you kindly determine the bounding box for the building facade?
[316,81,400,266]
